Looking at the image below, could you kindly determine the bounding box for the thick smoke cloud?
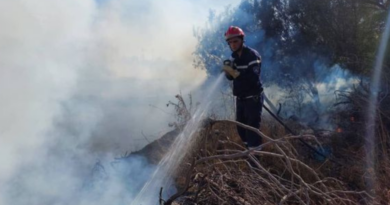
[0,0,240,204]
[0,0,95,198]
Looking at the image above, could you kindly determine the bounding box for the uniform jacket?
[226,45,263,97]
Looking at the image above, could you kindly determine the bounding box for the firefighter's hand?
[222,65,240,78]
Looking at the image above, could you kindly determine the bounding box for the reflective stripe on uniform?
[235,60,260,69]
[236,65,248,69]
[248,60,261,66]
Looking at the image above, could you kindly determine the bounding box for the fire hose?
[262,93,341,165]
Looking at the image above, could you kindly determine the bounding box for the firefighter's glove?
[223,65,240,79]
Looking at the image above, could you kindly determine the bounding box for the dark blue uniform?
[226,45,264,148]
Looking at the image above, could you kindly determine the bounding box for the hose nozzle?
[223,59,232,67]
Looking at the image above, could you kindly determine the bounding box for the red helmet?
[224,26,245,41]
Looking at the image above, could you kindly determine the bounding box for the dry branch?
[160,118,372,205]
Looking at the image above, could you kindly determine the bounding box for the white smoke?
[0,0,240,204]
[0,0,95,197]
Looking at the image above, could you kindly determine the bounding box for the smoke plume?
[0,0,240,204]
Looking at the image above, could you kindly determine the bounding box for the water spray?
[364,6,390,197]
[132,74,225,205]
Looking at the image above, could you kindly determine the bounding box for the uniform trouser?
[236,93,264,148]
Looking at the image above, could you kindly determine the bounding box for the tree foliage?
[193,0,390,125]
[194,0,390,77]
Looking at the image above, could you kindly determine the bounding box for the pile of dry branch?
[158,118,375,205]
[137,91,390,204]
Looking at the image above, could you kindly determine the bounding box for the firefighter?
[222,26,264,149]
